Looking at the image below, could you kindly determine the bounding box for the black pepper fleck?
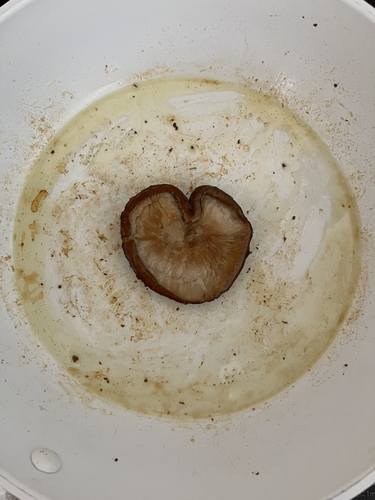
[71,355,79,363]
[333,83,338,88]
[313,23,318,27]
[172,122,178,130]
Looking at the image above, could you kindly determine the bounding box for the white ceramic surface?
[0,0,374,499]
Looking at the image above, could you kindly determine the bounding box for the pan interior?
[13,78,360,418]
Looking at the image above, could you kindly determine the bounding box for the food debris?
[31,190,48,213]
[121,185,252,304]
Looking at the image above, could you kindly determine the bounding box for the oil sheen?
[13,78,360,418]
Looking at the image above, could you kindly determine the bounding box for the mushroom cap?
[121,185,253,304]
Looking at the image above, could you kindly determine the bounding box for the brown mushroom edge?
[120,184,253,304]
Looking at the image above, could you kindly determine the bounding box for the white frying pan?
[0,0,375,499]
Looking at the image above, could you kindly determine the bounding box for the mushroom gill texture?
[121,185,253,304]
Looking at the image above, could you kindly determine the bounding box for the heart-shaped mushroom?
[121,185,253,304]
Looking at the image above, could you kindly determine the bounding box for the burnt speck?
[283,236,287,242]
[57,284,62,290]
[40,282,44,286]
[50,150,55,155]
[103,377,110,384]
[71,355,79,363]
[313,23,318,27]
[292,215,296,220]
[144,377,148,383]
[172,122,179,130]
[120,324,125,328]
[176,307,180,311]
[144,120,148,124]
[344,363,348,367]
[114,458,119,462]
[282,320,288,324]
[232,352,237,356]
[132,95,136,98]
[98,361,102,365]
[237,139,241,144]
[132,83,138,88]
[190,145,194,150]
[282,356,286,361]
[281,162,287,168]
[333,83,338,88]
[179,401,185,405]
[168,147,173,153]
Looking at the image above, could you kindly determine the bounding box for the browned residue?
[31,189,48,213]
[96,230,108,242]
[28,220,39,241]
[16,269,43,303]
[60,229,73,257]
[56,162,67,174]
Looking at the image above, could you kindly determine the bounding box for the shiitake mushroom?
[121,185,252,304]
